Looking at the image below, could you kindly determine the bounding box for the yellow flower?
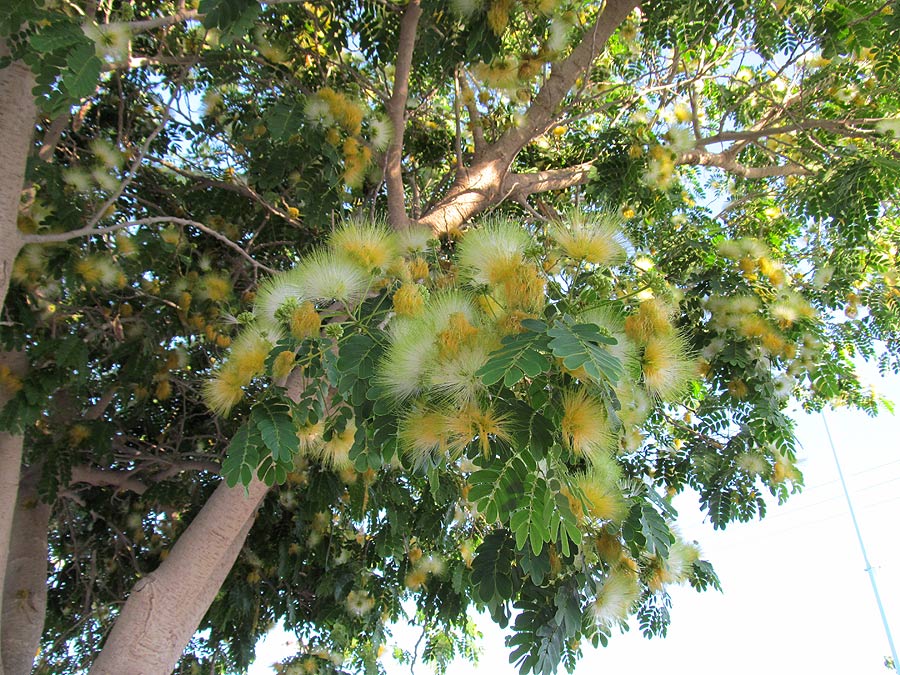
[575,460,628,524]
[0,365,23,395]
[155,379,172,400]
[624,298,674,343]
[561,389,615,463]
[456,218,532,289]
[330,219,398,272]
[549,211,627,266]
[68,424,91,445]
[200,273,232,302]
[641,332,696,401]
[393,283,425,317]
[271,350,296,380]
[592,566,640,626]
[289,301,322,340]
[312,418,356,470]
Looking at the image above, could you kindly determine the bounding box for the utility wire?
[823,411,899,672]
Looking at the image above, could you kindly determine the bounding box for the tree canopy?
[1,0,899,673]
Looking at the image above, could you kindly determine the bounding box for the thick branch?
[495,0,639,158]
[418,0,636,235]
[384,0,422,230]
[118,8,199,33]
[676,150,813,178]
[0,351,27,675]
[502,162,595,198]
[0,52,34,305]
[699,117,885,147]
[69,467,148,495]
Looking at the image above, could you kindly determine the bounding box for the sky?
[249,359,900,675]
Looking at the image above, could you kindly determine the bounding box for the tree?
[1,0,899,673]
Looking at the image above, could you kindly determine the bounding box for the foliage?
[2,0,900,673]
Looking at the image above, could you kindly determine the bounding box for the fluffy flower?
[641,332,696,401]
[455,218,533,288]
[345,589,375,617]
[293,250,372,304]
[396,226,434,255]
[83,21,131,63]
[575,458,628,524]
[560,388,616,463]
[203,326,278,414]
[199,273,232,302]
[254,272,308,332]
[366,115,393,151]
[549,211,628,266]
[74,254,123,288]
[427,340,493,404]
[330,219,398,272]
[311,419,357,470]
[449,0,484,16]
[875,117,900,137]
[393,283,426,317]
[624,298,675,343]
[592,567,640,626]
[289,301,322,340]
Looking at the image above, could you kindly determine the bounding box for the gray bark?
[89,478,269,675]
[0,49,34,305]
[0,351,28,675]
[1,466,50,675]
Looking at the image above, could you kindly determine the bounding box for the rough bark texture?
[88,477,270,675]
[1,466,50,675]
[0,52,34,305]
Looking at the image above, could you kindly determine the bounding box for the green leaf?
[266,101,305,141]
[221,423,263,488]
[510,473,551,556]
[471,530,518,603]
[56,335,89,368]
[256,455,291,486]
[625,502,674,558]
[199,0,260,39]
[469,454,530,524]
[29,21,88,53]
[60,42,102,100]
[546,320,622,384]
[476,329,551,387]
[251,400,299,464]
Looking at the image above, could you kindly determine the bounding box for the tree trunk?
[1,466,50,675]
[89,477,270,675]
[0,49,36,675]
[0,49,34,305]
[0,351,28,675]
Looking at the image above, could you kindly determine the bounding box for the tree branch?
[384,0,422,230]
[69,467,148,495]
[21,216,277,274]
[676,149,813,178]
[698,117,885,147]
[495,0,639,157]
[502,162,596,198]
[148,156,303,226]
[417,0,636,236]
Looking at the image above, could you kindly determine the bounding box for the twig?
[22,216,277,274]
